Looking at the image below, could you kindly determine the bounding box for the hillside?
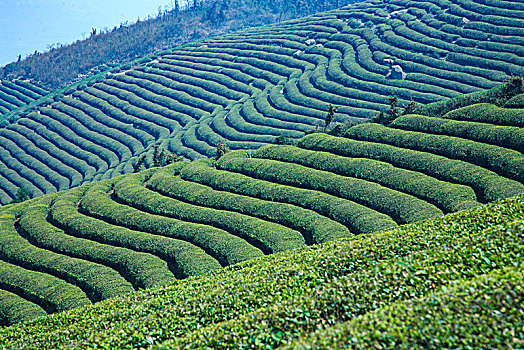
[0,191,522,348]
[0,0,523,347]
[1,0,524,204]
[0,0,356,89]
[0,80,49,119]
[0,73,523,329]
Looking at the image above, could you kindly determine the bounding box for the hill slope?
[0,193,522,348]
[0,0,357,89]
[0,0,524,203]
[0,78,523,328]
[0,80,49,119]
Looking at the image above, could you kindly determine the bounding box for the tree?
[324,104,338,131]
[10,186,30,204]
[372,96,400,125]
[215,140,229,160]
[133,146,181,173]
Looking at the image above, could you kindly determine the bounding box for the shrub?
[217,150,443,224]
[298,133,524,202]
[181,159,397,235]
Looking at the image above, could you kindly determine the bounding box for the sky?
[0,0,182,66]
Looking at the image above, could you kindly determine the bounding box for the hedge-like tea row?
[33,109,116,170]
[72,90,164,140]
[392,114,524,152]
[3,194,522,349]
[18,196,169,291]
[128,68,234,107]
[2,0,524,202]
[17,116,106,175]
[0,86,28,106]
[346,123,524,182]
[159,206,524,349]
[94,83,192,128]
[225,104,303,138]
[217,151,443,224]
[0,81,42,101]
[443,103,524,127]
[83,173,268,263]
[505,93,524,109]
[0,259,90,316]
[11,80,48,97]
[148,61,259,96]
[299,133,524,202]
[180,159,397,234]
[51,101,134,161]
[109,170,305,254]
[210,111,281,143]
[0,206,133,303]
[0,289,46,327]
[111,74,219,113]
[48,188,186,284]
[70,183,222,279]
[78,88,177,136]
[0,128,78,188]
[254,144,479,212]
[60,97,149,152]
[149,164,350,244]
[5,122,92,183]
[0,142,55,195]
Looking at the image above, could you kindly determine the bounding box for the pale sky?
[0,0,184,66]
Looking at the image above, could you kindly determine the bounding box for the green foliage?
[299,132,524,202]
[0,2,523,342]
[0,204,133,304]
[324,104,338,130]
[392,113,524,152]
[1,195,523,349]
[10,187,30,204]
[175,160,351,243]
[254,144,479,212]
[289,263,524,349]
[0,0,357,89]
[346,122,524,183]
[504,93,524,109]
[215,139,230,160]
[414,77,524,117]
[181,159,397,235]
[112,170,265,264]
[274,134,297,145]
[372,95,400,126]
[442,102,524,127]
[18,196,172,292]
[1,1,524,204]
[217,150,443,224]
[133,145,182,173]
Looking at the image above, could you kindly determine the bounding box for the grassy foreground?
[1,194,523,349]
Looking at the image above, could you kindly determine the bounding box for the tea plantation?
[0,189,522,348]
[0,0,523,347]
[1,0,524,203]
[0,75,522,342]
[0,80,49,119]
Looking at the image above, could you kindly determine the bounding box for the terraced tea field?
[1,0,524,203]
[0,80,49,118]
[1,189,523,348]
[0,81,523,326]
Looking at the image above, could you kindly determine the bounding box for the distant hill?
[0,0,523,204]
[0,0,356,90]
